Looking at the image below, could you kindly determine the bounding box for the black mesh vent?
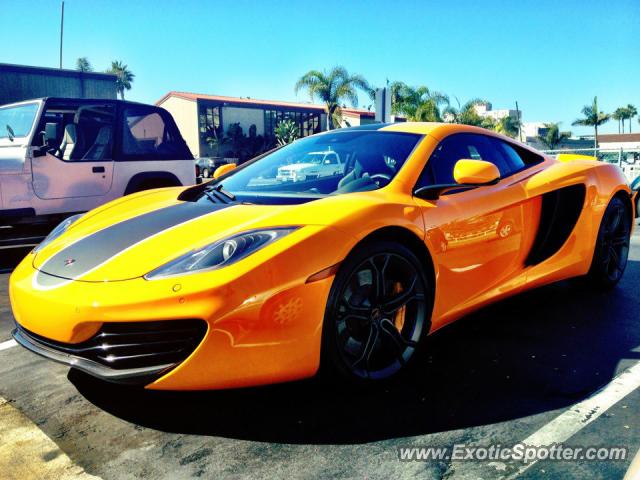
[20,320,207,370]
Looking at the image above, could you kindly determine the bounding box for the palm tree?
[495,115,521,138]
[571,96,610,149]
[294,66,372,130]
[612,107,626,133]
[107,61,135,100]
[443,98,487,126]
[75,57,92,72]
[626,104,637,133]
[388,82,449,122]
[537,122,571,150]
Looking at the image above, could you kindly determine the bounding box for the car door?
[31,101,115,201]
[413,133,542,321]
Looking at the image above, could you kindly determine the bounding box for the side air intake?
[525,184,586,266]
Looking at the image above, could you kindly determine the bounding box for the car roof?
[334,122,544,154]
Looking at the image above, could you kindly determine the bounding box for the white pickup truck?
[0,97,195,233]
[276,150,344,182]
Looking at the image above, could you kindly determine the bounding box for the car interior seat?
[59,123,86,160]
[83,125,112,160]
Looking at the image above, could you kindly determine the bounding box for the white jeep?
[0,98,195,235]
[276,150,344,182]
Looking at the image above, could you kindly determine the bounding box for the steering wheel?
[368,173,392,185]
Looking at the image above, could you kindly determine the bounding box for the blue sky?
[2,0,638,135]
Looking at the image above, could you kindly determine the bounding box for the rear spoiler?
[556,153,598,163]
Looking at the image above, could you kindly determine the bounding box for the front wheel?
[586,196,631,289]
[321,241,432,383]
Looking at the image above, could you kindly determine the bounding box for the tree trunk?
[594,124,598,151]
[327,105,335,130]
[120,90,125,101]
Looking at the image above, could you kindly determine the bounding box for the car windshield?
[218,131,421,200]
[0,102,39,140]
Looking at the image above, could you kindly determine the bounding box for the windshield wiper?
[202,183,236,204]
[5,124,15,142]
[214,183,235,201]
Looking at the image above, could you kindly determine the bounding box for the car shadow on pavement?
[70,259,640,445]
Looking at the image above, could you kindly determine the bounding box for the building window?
[264,109,321,138]
[199,104,222,146]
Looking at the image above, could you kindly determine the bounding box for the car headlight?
[33,213,84,253]
[145,227,299,280]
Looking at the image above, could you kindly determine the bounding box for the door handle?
[92,166,106,173]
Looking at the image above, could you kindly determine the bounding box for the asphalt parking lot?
[1,228,639,480]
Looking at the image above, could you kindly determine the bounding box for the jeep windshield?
[217,130,421,202]
[0,102,39,141]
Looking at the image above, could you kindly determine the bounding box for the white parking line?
[504,361,640,479]
[0,339,17,351]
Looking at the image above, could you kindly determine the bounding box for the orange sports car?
[9,123,634,390]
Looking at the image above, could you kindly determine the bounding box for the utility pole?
[59,1,64,69]
[515,101,522,142]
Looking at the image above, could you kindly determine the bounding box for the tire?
[321,240,432,384]
[202,168,210,178]
[586,196,631,289]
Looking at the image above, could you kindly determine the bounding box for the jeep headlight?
[145,227,299,279]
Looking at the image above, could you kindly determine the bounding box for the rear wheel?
[321,241,432,383]
[586,196,631,289]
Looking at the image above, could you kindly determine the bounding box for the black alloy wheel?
[587,196,631,289]
[323,241,431,382]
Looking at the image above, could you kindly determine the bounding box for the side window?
[35,103,115,161]
[416,133,509,187]
[324,153,338,165]
[494,139,544,171]
[416,133,540,189]
[492,139,526,173]
[121,107,192,160]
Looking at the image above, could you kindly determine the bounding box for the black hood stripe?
[37,201,234,282]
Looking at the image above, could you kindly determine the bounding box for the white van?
[0,98,195,229]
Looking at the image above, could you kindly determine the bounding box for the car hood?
[31,186,360,282]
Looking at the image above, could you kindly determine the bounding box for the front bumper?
[9,225,348,390]
[12,319,207,384]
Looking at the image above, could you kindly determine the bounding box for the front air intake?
[18,319,207,371]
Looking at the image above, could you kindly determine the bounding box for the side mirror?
[213,163,237,179]
[44,122,58,144]
[414,159,500,200]
[453,159,500,185]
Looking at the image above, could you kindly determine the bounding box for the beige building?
[473,102,520,122]
[598,133,640,150]
[157,91,327,158]
[340,107,406,127]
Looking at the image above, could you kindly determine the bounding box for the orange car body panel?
[9,123,633,390]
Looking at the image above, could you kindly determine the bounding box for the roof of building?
[157,91,327,111]
[0,63,117,81]
[341,107,375,118]
[598,133,640,143]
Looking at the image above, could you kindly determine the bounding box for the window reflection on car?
[219,131,421,199]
